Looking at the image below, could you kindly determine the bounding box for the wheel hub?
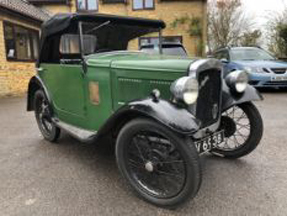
[145,161,154,172]
[220,116,237,137]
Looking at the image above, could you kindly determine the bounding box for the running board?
[53,119,97,143]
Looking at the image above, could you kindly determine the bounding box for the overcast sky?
[241,0,287,27]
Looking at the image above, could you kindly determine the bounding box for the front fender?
[98,98,200,136]
[222,82,263,111]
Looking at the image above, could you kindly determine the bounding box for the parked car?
[140,42,188,57]
[27,13,263,208]
[213,47,287,88]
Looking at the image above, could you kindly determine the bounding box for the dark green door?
[40,63,86,125]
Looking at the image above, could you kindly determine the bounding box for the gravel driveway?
[0,91,286,216]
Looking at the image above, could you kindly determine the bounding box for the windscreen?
[79,21,160,55]
[230,48,275,61]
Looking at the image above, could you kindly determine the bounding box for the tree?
[207,0,255,52]
[239,30,262,47]
[266,9,287,58]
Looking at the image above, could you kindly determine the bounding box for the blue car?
[213,47,287,88]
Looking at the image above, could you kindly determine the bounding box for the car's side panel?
[82,65,114,131]
[111,68,182,110]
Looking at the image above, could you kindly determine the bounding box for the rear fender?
[27,75,51,111]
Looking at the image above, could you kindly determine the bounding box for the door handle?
[36,67,46,72]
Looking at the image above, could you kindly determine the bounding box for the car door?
[40,34,87,125]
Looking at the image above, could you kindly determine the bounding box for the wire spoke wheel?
[217,105,251,151]
[116,118,201,207]
[126,131,186,198]
[212,102,263,159]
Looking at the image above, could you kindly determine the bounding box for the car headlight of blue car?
[244,67,265,73]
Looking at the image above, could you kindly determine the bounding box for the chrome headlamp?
[245,67,265,73]
[170,76,199,105]
[225,70,249,93]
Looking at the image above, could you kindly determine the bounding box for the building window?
[102,0,126,4]
[3,22,39,61]
[77,0,98,11]
[133,0,154,10]
[139,36,183,46]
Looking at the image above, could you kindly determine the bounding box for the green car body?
[27,13,264,207]
[38,53,192,131]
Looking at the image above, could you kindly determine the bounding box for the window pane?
[78,0,86,10]
[88,0,97,10]
[140,38,149,46]
[164,37,181,43]
[60,34,80,54]
[15,26,32,60]
[60,34,97,55]
[150,38,159,44]
[145,0,153,8]
[4,24,16,58]
[82,35,97,54]
[31,32,39,59]
[133,0,143,9]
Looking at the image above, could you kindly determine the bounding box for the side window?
[214,52,222,59]
[60,34,80,54]
[221,51,229,60]
[214,50,229,60]
[60,34,97,56]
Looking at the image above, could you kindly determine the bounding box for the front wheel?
[115,118,201,208]
[212,102,263,159]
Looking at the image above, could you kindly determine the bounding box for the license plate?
[271,76,287,81]
[194,130,225,153]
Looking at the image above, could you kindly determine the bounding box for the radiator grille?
[196,70,222,128]
[271,68,287,74]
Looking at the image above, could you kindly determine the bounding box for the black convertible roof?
[38,13,166,66]
[41,13,166,37]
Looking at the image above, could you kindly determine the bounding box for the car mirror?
[220,58,229,63]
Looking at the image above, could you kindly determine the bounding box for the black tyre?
[115,118,201,208]
[212,102,263,159]
[34,90,60,142]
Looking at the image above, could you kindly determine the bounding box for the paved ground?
[0,91,287,216]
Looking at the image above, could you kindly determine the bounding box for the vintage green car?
[27,13,263,207]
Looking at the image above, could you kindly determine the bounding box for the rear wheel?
[34,90,60,142]
[115,118,201,208]
[212,102,263,159]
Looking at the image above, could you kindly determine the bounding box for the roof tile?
[0,0,50,22]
